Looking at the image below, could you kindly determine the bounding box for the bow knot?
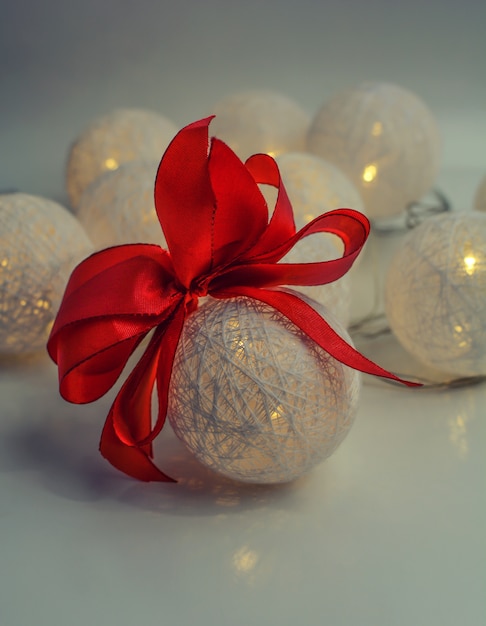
[48,116,417,483]
[189,277,211,298]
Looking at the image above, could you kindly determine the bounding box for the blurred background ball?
[280,235,351,327]
[77,160,166,250]
[66,108,177,209]
[307,82,441,220]
[168,294,360,483]
[210,90,310,161]
[385,211,486,376]
[0,193,93,354]
[276,152,366,229]
[474,173,486,213]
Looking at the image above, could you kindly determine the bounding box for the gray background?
[1,0,485,202]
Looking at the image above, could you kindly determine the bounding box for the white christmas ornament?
[385,211,486,377]
[307,82,441,220]
[210,90,310,161]
[276,152,366,230]
[280,235,351,327]
[474,173,486,213]
[77,160,166,250]
[66,108,177,209]
[168,295,360,483]
[0,193,93,354]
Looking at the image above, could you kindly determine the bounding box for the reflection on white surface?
[448,413,469,459]
[232,545,260,577]
[0,348,485,625]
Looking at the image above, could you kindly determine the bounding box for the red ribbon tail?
[99,322,181,483]
[215,287,421,388]
[100,413,176,482]
[138,303,188,447]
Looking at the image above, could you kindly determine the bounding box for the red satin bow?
[48,116,416,482]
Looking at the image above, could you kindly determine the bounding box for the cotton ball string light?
[385,211,486,377]
[0,193,93,354]
[474,173,486,213]
[66,108,178,209]
[77,160,166,249]
[168,295,360,483]
[276,152,365,229]
[280,236,351,327]
[210,90,310,161]
[307,82,441,220]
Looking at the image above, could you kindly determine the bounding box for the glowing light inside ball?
[385,211,486,376]
[362,164,377,183]
[168,295,360,483]
[77,160,166,250]
[66,108,177,209]
[0,193,93,354]
[210,90,310,161]
[307,82,441,220]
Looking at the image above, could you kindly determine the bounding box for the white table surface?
[1,2,485,625]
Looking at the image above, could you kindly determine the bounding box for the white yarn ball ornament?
[276,152,366,230]
[474,173,486,213]
[77,160,166,250]
[210,90,310,161]
[385,212,486,377]
[307,82,441,220]
[0,193,93,354]
[66,108,177,209]
[280,236,351,327]
[168,294,360,483]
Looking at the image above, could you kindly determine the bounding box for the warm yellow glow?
[142,212,157,224]
[232,546,259,573]
[362,164,377,183]
[227,318,240,330]
[231,335,247,360]
[371,121,383,136]
[266,150,278,158]
[464,255,477,275]
[454,322,468,348]
[1,258,8,268]
[270,404,284,421]
[104,157,119,171]
[36,299,50,310]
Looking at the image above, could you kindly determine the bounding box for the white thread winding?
[280,234,352,328]
[210,90,310,161]
[385,211,486,377]
[66,108,177,209]
[307,82,441,220]
[77,160,166,250]
[0,193,93,354]
[275,152,366,231]
[168,294,360,484]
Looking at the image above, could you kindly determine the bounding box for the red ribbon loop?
[48,117,418,483]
